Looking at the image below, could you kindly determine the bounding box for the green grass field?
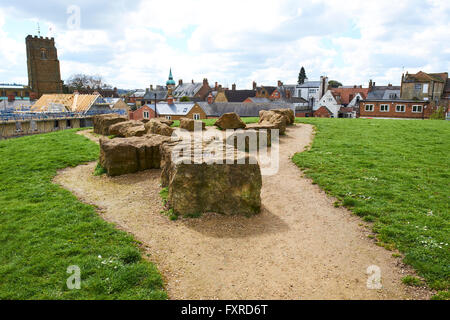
[293,118,449,297]
[0,129,167,299]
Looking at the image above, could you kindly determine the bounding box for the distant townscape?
[0,35,449,138]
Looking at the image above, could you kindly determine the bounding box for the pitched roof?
[154,102,195,115]
[366,86,401,100]
[245,97,271,103]
[197,102,294,117]
[0,99,33,111]
[297,81,321,88]
[172,83,204,98]
[405,71,447,83]
[224,89,256,102]
[330,87,369,105]
[31,94,100,112]
[143,88,168,100]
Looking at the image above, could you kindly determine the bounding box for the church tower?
[26,35,63,97]
[166,68,176,89]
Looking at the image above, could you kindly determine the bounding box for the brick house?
[360,100,432,119]
[154,97,207,120]
[317,86,369,118]
[129,104,156,121]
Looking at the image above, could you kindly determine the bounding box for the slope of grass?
[0,129,167,299]
[293,118,449,296]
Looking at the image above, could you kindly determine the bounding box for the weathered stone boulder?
[93,114,127,135]
[215,112,246,130]
[144,119,174,136]
[124,125,147,137]
[180,118,205,131]
[109,120,145,137]
[158,118,174,127]
[160,140,262,216]
[258,110,287,135]
[226,123,276,151]
[99,134,171,176]
[272,108,295,125]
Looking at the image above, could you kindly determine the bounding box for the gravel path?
[54,126,431,299]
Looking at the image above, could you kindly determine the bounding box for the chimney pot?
[232,83,236,91]
[207,93,213,104]
[252,81,257,90]
[178,79,183,86]
[191,79,194,84]
[277,80,283,87]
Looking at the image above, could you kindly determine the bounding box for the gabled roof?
[367,86,401,100]
[143,88,168,100]
[225,89,256,102]
[172,83,204,98]
[404,71,447,83]
[31,94,101,112]
[154,102,196,115]
[330,87,369,105]
[130,90,146,98]
[259,86,277,95]
[197,102,294,117]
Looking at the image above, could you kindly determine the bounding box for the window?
[389,93,397,99]
[40,48,48,59]
[193,113,200,120]
[166,116,171,120]
[414,83,422,91]
[380,104,389,112]
[54,120,59,129]
[183,108,188,112]
[396,105,405,112]
[423,83,429,94]
[66,120,71,128]
[412,105,422,113]
[143,111,149,119]
[365,104,374,112]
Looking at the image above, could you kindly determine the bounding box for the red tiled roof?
[330,87,369,105]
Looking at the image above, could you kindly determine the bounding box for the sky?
[0,0,449,90]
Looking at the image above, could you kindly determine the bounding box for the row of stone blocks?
[94,109,294,216]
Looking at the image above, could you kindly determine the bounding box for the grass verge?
[293,118,449,297]
[0,129,167,299]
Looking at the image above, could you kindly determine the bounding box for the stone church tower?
[26,35,63,97]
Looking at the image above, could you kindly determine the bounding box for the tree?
[66,74,110,91]
[298,67,307,85]
[328,80,343,88]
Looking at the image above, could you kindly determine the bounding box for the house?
[401,71,448,106]
[269,81,297,100]
[255,83,277,99]
[102,97,129,112]
[129,104,156,121]
[31,93,111,113]
[296,76,328,110]
[172,79,211,101]
[154,93,207,120]
[127,89,146,106]
[142,85,168,104]
[0,83,34,100]
[317,86,369,118]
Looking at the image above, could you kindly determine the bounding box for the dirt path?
[55,127,431,299]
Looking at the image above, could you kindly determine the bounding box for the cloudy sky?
[0,0,449,90]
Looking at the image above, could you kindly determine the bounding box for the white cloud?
[0,0,448,89]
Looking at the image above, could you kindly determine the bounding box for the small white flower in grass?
[98,255,102,259]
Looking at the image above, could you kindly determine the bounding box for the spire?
[166,67,176,86]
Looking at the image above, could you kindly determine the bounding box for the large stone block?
[93,114,128,135]
[215,112,246,130]
[99,134,171,176]
[109,120,145,137]
[258,110,287,135]
[160,140,262,216]
[144,119,174,136]
[180,118,205,131]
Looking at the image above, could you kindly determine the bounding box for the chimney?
[277,80,283,87]
[203,78,208,86]
[232,83,236,91]
[286,90,291,99]
[167,94,174,105]
[191,79,194,84]
[215,82,218,90]
[388,83,392,87]
[178,79,183,86]
[369,79,373,89]
[218,84,223,92]
[207,92,213,104]
[7,94,15,102]
[150,85,153,90]
[252,81,257,90]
